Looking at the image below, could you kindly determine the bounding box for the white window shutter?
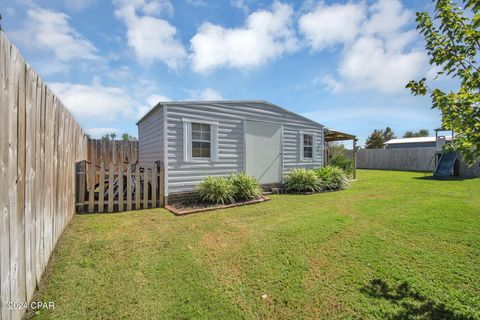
[183,120,191,162]
[211,124,218,162]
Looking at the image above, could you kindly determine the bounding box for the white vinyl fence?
[356,147,436,172]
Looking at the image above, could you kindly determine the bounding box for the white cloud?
[362,0,413,36]
[190,2,298,73]
[136,94,171,120]
[64,0,94,12]
[191,88,223,101]
[147,94,171,105]
[231,0,249,14]
[187,0,207,7]
[11,8,97,62]
[300,0,427,94]
[338,36,425,93]
[316,75,343,93]
[114,0,187,69]
[85,128,121,138]
[49,82,139,121]
[299,2,365,50]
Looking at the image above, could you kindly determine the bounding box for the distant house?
[137,100,355,203]
[385,136,452,149]
[381,135,479,178]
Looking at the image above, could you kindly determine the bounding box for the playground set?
[433,128,480,179]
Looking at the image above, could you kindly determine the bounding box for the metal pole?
[353,138,357,179]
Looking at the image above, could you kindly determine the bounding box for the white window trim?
[299,131,316,163]
[182,118,218,162]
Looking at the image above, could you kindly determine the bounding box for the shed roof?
[385,136,452,145]
[136,100,325,129]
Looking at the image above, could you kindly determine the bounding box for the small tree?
[121,133,137,141]
[403,129,430,138]
[100,133,117,141]
[407,0,480,164]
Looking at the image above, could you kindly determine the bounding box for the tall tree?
[365,129,386,149]
[407,0,480,164]
[365,127,397,149]
[403,129,430,138]
[383,127,396,141]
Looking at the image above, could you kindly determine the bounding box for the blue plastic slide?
[433,151,457,178]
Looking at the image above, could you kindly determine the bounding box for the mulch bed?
[165,196,270,216]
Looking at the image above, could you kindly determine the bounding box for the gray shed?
[137,100,326,203]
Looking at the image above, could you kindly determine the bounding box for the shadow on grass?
[361,279,475,320]
[412,176,475,181]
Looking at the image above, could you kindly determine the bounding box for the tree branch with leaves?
[407,0,480,164]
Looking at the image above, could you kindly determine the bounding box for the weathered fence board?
[135,166,141,210]
[99,162,105,213]
[87,139,138,169]
[0,31,88,320]
[127,166,132,211]
[1,32,12,320]
[75,161,162,213]
[357,148,436,172]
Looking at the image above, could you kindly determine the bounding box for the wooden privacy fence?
[357,147,436,172]
[0,31,88,320]
[87,138,138,170]
[76,161,164,213]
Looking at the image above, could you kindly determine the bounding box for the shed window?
[303,134,313,159]
[192,123,211,158]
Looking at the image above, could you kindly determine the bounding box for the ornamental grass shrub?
[229,172,263,201]
[283,168,322,192]
[198,176,235,204]
[315,166,349,190]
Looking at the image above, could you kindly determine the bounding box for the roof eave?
[136,100,327,129]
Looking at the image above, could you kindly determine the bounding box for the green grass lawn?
[32,170,480,319]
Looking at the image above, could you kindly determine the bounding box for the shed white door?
[245,121,282,184]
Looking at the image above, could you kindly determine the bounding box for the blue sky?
[1,0,452,145]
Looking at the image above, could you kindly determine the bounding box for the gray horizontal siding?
[138,106,164,166]
[165,102,324,194]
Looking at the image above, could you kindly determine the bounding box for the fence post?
[353,139,357,179]
[98,162,105,213]
[108,162,114,213]
[76,160,86,212]
[159,161,165,207]
[88,160,95,213]
[143,167,149,209]
[127,165,132,211]
[118,164,124,212]
[135,166,140,210]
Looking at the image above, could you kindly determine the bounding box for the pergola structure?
[324,129,357,179]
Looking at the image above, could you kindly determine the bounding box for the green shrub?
[315,166,349,190]
[330,154,354,176]
[229,172,263,201]
[283,168,322,192]
[197,176,235,204]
